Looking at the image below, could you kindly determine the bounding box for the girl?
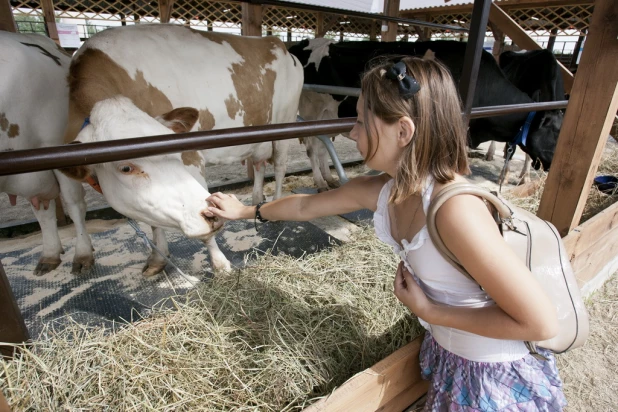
[205,57,567,411]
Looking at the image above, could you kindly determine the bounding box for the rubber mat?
[0,219,340,338]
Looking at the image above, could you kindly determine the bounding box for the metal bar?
[0,260,30,358]
[459,0,492,119]
[469,101,568,118]
[239,0,468,32]
[303,84,361,97]
[0,119,355,177]
[0,101,569,177]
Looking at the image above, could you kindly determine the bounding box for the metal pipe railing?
[0,101,568,177]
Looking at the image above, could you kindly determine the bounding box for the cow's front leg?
[251,161,267,205]
[485,141,496,161]
[272,139,290,200]
[142,227,169,277]
[305,137,329,192]
[204,236,231,273]
[31,198,63,276]
[518,154,532,185]
[54,171,95,274]
[317,141,340,189]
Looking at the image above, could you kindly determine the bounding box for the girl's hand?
[205,192,253,220]
[393,261,435,319]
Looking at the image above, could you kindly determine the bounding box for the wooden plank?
[0,260,30,358]
[537,0,618,236]
[488,21,505,61]
[159,0,175,24]
[241,2,262,37]
[563,201,618,259]
[303,335,427,412]
[40,0,59,43]
[570,224,618,286]
[488,3,574,93]
[381,0,400,42]
[0,0,17,32]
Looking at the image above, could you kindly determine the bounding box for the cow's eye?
[120,165,133,174]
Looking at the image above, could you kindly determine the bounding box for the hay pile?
[504,144,618,222]
[558,273,618,411]
[1,227,422,411]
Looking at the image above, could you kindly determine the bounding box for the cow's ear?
[60,165,92,181]
[157,108,199,134]
[60,141,92,181]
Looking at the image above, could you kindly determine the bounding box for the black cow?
[289,39,563,188]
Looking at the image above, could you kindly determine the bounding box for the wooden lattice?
[11,0,46,34]
[52,0,156,22]
[507,5,592,36]
[262,5,316,39]
[173,1,240,29]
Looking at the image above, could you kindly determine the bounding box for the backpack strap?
[426,182,513,281]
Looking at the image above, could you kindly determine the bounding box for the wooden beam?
[302,335,428,412]
[564,202,618,286]
[537,0,618,236]
[316,12,324,38]
[400,0,595,17]
[159,0,175,24]
[0,260,30,358]
[317,14,338,38]
[488,21,505,61]
[0,0,17,32]
[241,2,262,37]
[381,0,400,42]
[488,3,574,93]
[40,0,59,43]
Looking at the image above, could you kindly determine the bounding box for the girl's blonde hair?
[361,56,470,204]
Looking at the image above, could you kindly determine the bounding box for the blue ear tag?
[80,117,90,131]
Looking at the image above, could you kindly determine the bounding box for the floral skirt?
[420,332,568,411]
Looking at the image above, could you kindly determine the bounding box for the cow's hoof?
[485,154,494,161]
[212,258,232,273]
[327,180,341,189]
[34,257,62,276]
[71,255,95,275]
[142,261,167,278]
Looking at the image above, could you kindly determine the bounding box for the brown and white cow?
[61,24,303,276]
[0,32,94,275]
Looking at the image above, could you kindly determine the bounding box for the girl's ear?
[397,117,415,148]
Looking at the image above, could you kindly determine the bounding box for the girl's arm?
[395,194,559,342]
[206,174,388,222]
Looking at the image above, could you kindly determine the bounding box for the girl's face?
[349,95,403,175]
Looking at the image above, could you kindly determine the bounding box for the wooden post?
[537,0,618,236]
[40,0,59,43]
[381,0,400,42]
[369,19,377,40]
[159,0,175,24]
[241,2,262,37]
[0,0,17,32]
[546,28,557,52]
[316,12,323,38]
[423,13,431,41]
[489,3,574,93]
[0,260,30,358]
[119,12,127,26]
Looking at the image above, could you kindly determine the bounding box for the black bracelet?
[254,201,268,232]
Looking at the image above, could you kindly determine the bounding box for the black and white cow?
[289,39,564,188]
[487,49,566,182]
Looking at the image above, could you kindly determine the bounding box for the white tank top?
[374,178,529,362]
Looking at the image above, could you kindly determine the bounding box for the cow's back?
[0,32,70,150]
[66,25,303,142]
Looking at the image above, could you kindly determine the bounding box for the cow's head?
[524,109,563,171]
[61,96,224,238]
